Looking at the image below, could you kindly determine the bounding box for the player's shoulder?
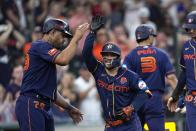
[183,40,192,48]
[151,46,163,53]
[122,65,138,77]
[92,61,105,74]
[125,47,138,58]
[31,40,53,52]
[153,46,169,56]
[32,40,51,48]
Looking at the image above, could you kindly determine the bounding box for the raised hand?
[90,15,105,33]
[73,23,90,42]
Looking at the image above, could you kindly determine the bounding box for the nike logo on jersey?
[185,47,189,51]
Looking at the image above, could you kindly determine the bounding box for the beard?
[189,32,196,38]
[55,39,69,51]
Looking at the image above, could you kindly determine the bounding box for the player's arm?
[130,71,152,111]
[82,16,105,73]
[123,52,134,70]
[162,51,178,90]
[115,79,150,120]
[167,48,186,112]
[170,69,186,101]
[115,71,151,120]
[82,32,99,73]
[54,23,89,66]
[123,55,131,69]
[131,79,152,111]
[116,91,149,120]
[55,91,83,124]
[166,73,178,90]
[167,69,186,112]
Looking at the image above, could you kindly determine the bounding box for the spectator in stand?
[146,0,166,30]
[46,1,65,20]
[0,21,13,88]
[0,17,25,69]
[74,64,103,125]
[68,4,91,56]
[34,0,50,26]
[124,0,144,39]
[0,21,13,46]
[6,27,25,67]
[93,28,114,61]
[6,65,23,100]
[58,72,78,104]
[1,0,31,32]
[138,6,157,32]
[68,4,90,30]
[52,72,79,123]
[112,24,137,61]
[23,26,43,54]
[100,0,124,29]
[0,84,15,123]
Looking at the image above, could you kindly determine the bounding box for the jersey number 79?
[140,56,157,73]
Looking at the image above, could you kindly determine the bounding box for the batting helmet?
[101,43,121,69]
[183,11,196,30]
[101,43,121,56]
[135,24,157,42]
[43,18,73,38]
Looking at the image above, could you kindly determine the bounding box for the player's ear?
[51,29,56,34]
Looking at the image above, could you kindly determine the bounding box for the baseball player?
[167,11,196,131]
[123,24,177,131]
[15,18,89,131]
[82,16,152,131]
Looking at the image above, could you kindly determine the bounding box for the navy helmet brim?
[183,24,196,29]
[64,30,73,38]
[100,51,121,56]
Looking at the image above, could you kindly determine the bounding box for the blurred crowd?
[0,0,195,125]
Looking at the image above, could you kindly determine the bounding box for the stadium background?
[0,0,195,131]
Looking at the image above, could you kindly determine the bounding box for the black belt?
[150,90,164,95]
[21,92,51,104]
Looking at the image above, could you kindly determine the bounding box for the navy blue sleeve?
[179,48,186,70]
[36,44,61,63]
[171,46,186,101]
[171,70,186,101]
[129,71,148,91]
[123,52,135,71]
[82,33,100,73]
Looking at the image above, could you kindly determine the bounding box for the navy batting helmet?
[135,24,157,42]
[101,43,121,69]
[101,43,121,56]
[43,18,72,38]
[183,11,196,30]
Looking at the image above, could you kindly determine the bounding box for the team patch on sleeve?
[138,80,148,90]
[48,48,58,56]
